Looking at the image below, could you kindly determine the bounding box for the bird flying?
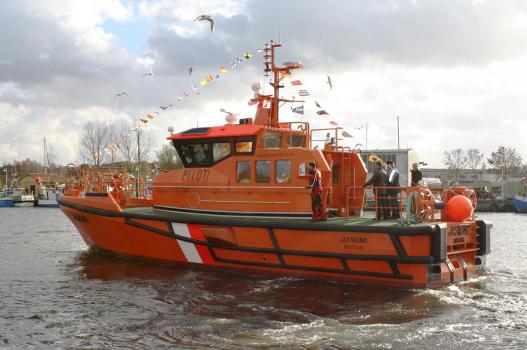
[220,108,238,124]
[326,75,332,90]
[143,67,153,77]
[114,92,128,99]
[194,15,214,32]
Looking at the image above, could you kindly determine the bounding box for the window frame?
[236,160,252,183]
[275,159,292,183]
[255,160,271,183]
[172,136,256,168]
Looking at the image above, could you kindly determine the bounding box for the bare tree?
[465,148,484,181]
[113,119,154,170]
[156,144,182,170]
[114,119,135,166]
[487,146,523,180]
[79,121,111,166]
[443,149,466,181]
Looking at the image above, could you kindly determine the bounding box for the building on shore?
[18,173,66,196]
[421,168,527,197]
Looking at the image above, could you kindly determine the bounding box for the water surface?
[0,208,526,349]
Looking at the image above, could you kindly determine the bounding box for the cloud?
[1,0,527,167]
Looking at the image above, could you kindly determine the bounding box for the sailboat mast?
[43,138,48,175]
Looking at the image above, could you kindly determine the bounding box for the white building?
[359,148,419,186]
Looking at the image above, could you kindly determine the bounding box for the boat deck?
[120,206,437,234]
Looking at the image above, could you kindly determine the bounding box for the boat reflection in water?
[71,249,459,326]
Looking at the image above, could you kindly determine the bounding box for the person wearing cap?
[386,160,400,219]
[363,161,388,220]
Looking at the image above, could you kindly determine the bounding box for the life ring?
[406,188,435,223]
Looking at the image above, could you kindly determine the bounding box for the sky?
[1,0,527,168]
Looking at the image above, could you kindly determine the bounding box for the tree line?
[78,120,181,172]
[443,146,524,180]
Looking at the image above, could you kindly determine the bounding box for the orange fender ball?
[445,195,473,222]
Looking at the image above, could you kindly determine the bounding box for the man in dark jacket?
[363,162,388,220]
[386,160,400,219]
[411,163,423,186]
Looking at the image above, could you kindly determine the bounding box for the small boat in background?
[0,187,14,207]
[512,195,527,213]
[37,186,60,208]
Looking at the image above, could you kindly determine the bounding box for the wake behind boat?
[58,41,492,288]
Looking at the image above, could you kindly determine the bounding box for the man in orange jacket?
[306,162,327,221]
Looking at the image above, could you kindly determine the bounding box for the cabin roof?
[168,124,262,140]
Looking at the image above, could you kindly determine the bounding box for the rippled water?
[0,208,526,349]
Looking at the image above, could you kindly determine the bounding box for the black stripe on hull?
[57,198,445,281]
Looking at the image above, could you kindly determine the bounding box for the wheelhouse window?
[235,141,253,153]
[263,131,282,148]
[276,160,291,183]
[285,134,306,148]
[213,142,231,162]
[236,161,251,183]
[178,143,211,167]
[256,161,271,183]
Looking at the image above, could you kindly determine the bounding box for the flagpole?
[136,130,140,197]
[397,116,400,149]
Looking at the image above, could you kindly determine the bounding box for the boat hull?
[513,195,527,213]
[0,198,14,207]
[58,194,491,289]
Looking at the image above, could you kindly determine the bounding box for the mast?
[43,137,50,175]
[256,40,304,126]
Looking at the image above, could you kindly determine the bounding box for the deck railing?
[346,185,477,223]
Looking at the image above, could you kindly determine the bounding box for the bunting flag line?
[316,110,329,115]
[105,48,257,156]
[298,89,310,96]
[279,71,292,78]
[315,101,321,108]
[290,80,302,86]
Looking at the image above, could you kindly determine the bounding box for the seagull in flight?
[160,106,168,110]
[326,75,332,90]
[194,15,215,32]
[143,67,153,77]
[220,108,238,124]
[114,92,127,99]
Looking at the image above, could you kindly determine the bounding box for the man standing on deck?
[386,160,400,219]
[411,163,423,186]
[306,162,327,221]
[363,162,388,220]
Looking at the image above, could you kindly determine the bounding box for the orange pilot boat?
[58,42,491,288]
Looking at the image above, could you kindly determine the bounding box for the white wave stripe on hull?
[171,223,203,263]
